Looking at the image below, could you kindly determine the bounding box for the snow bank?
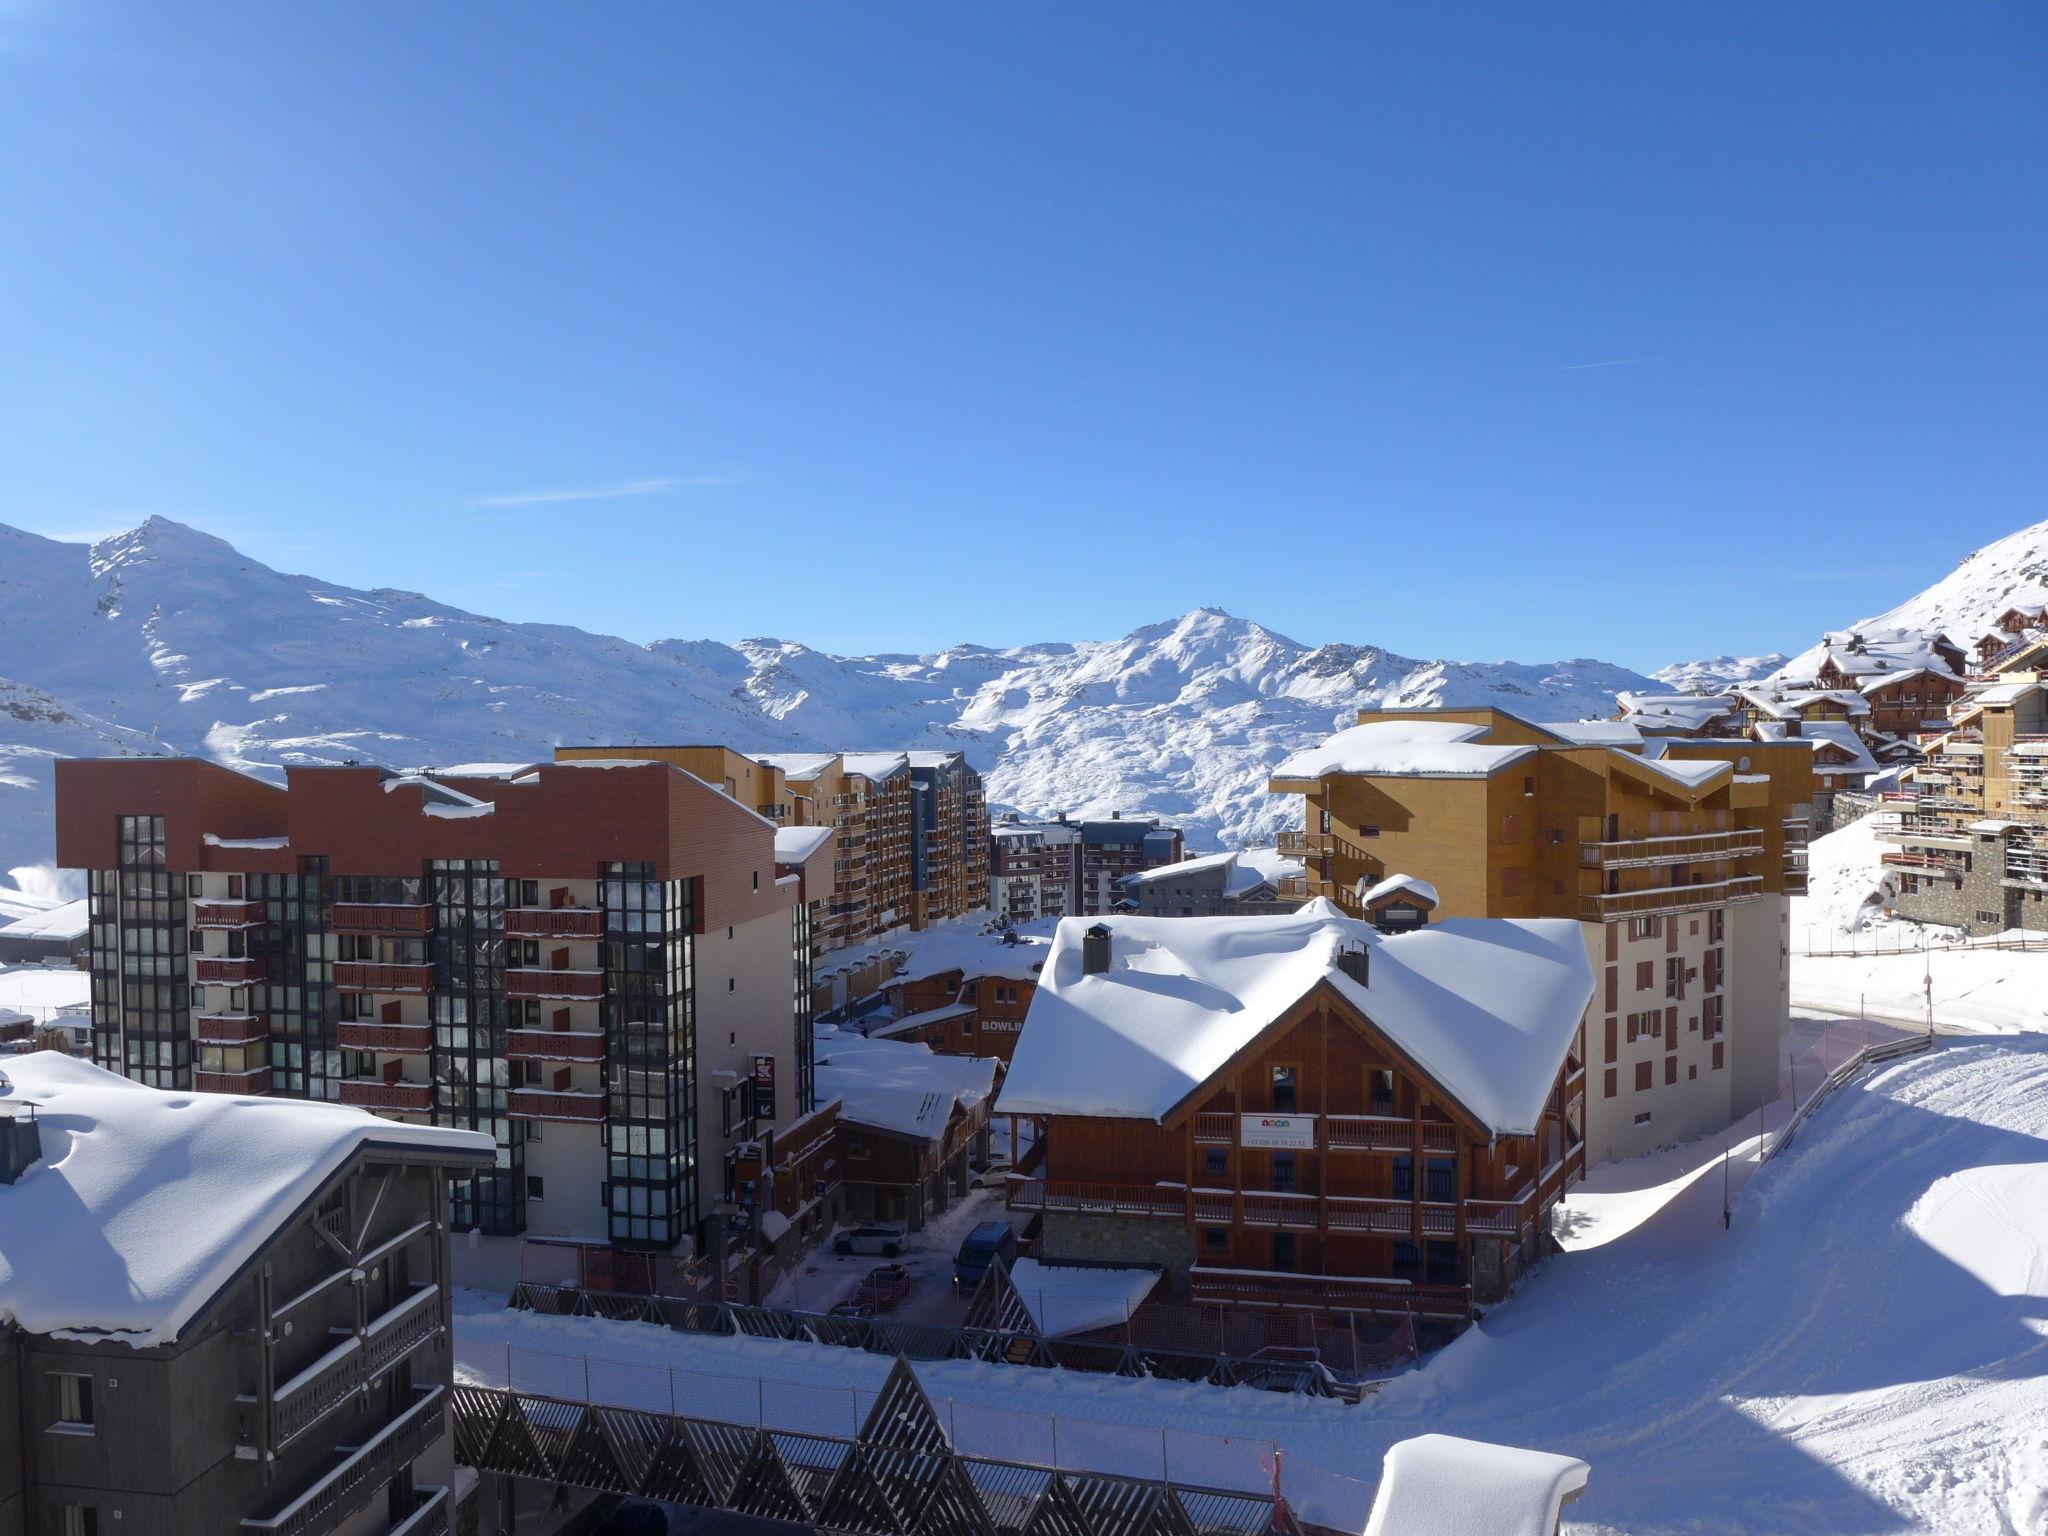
[0,1052,493,1344]
[1362,1433,1589,1536]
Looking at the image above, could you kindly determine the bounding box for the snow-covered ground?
[1789,812,2048,1031]
[458,1035,2048,1534]
[0,963,89,1023]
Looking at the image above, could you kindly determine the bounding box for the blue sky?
[2,3,2043,667]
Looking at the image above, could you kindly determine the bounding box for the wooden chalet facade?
[882,965,1035,1062]
[1000,911,1593,1323]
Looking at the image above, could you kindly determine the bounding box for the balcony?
[268,1286,443,1454]
[507,1087,604,1123]
[504,907,603,939]
[193,899,267,929]
[1237,1190,1320,1229]
[505,968,604,1001]
[339,1078,432,1113]
[505,1028,605,1064]
[332,962,434,995]
[329,903,433,935]
[1579,828,1766,869]
[196,1066,270,1095]
[1277,829,1329,858]
[337,1021,433,1054]
[1881,851,1959,873]
[195,1012,268,1044]
[1189,1266,1471,1321]
[196,956,268,985]
[1581,875,1764,921]
[1005,1179,1181,1218]
[389,1487,450,1536]
[241,1384,445,1536]
[1326,1115,1456,1154]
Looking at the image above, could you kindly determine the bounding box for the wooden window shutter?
[1603,1068,1617,1099]
[1604,1016,1618,1063]
[1605,967,1617,1012]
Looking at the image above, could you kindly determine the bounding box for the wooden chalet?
[997,904,1593,1322]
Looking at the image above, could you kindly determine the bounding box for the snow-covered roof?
[1272,719,1536,781]
[1856,668,1948,695]
[1623,747,1733,790]
[813,1025,996,1142]
[838,751,909,781]
[867,1002,978,1040]
[0,1053,494,1346]
[1007,1258,1160,1338]
[896,927,1051,987]
[756,752,840,782]
[1234,846,1306,886]
[1539,719,1643,746]
[1120,850,1276,899]
[1734,686,1871,720]
[1362,1433,1590,1536]
[1803,721,1880,777]
[0,886,63,926]
[1791,627,1965,685]
[773,825,833,865]
[0,965,90,1022]
[1613,693,1738,732]
[0,899,87,942]
[1969,819,2023,834]
[1363,873,1439,910]
[1973,680,2043,707]
[903,750,967,769]
[995,902,1594,1137]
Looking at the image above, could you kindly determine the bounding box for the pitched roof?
[813,1026,996,1141]
[994,902,1593,1137]
[0,1053,493,1345]
[1271,719,1537,781]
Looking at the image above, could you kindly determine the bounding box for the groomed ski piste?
[456,1033,2048,1534]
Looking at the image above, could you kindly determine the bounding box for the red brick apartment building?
[996,903,1593,1322]
[54,755,813,1266]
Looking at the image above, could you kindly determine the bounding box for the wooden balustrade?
[329,903,433,935]
[504,907,604,939]
[332,962,433,995]
[336,1021,432,1054]
[505,969,604,1001]
[192,899,267,929]
[196,956,268,985]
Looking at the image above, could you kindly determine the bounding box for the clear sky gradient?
[3,3,2043,667]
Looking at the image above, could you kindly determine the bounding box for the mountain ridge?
[0,517,1663,884]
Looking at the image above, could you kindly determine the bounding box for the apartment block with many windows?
[987,812,1185,921]
[1268,709,1808,1163]
[54,755,812,1268]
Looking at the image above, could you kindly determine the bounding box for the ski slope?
[461,1036,2048,1533]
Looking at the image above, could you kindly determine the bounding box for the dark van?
[952,1220,1017,1290]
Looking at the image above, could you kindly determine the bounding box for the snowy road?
[460,1037,2048,1534]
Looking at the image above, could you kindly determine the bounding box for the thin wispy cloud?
[466,475,735,509]
[1562,358,1649,372]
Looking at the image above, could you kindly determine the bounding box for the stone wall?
[1039,1213,1197,1292]
[1830,791,1880,833]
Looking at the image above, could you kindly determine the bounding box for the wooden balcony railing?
[241,1385,445,1536]
[332,962,434,995]
[1004,1179,1181,1218]
[1188,1267,1471,1321]
[1579,828,1766,869]
[195,1012,268,1044]
[338,1078,432,1112]
[505,969,604,1001]
[337,1021,433,1054]
[1192,1112,1233,1144]
[507,1088,605,1123]
[1237,1190,1320,1229]
[329,904,433,935]
[505,1028,605,1064]
[1582,876,1764,920]
[192,899,267,929]
[504,907,603,939]
[195,955,268,985]
[196,1066,270,1095]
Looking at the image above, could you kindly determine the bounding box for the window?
[1270,1065,1298,1113]
[1271,1153,1297,1192]
[1635,960,1654,990]
[1634,1111,1653,1126]
[51,1373,93,1431]
[1369,1068,1394,1115]
[56,1507,97,1536]
[1203,1148,1228,1177]
[1665,957,1684,999]
[1203,1228,1229,1253]
[1634,1061,1653,1092]
[1271,1232,1296,1272]
[526,1176,545,1201]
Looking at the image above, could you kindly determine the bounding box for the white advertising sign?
[1240,1114,1315,1150]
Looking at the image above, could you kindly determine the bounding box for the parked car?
[828,1297,877,1319]
[855,1264,914,1312]
[969,1158,1013,1190]
[833,1224,905,1257]
[952,1219,1018,1290]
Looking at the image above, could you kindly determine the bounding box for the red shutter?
[1667,921,1679,954]
[1666,1005,1678,1037]
[1605,967,1617,1012]
[1605,923,1618,962]
[1603,1068,1617,1099]
[1604,1016,1618,1063]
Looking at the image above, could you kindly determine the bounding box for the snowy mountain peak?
[0,516,1661,878]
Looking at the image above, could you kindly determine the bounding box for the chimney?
[1335,946,1370,988]
[1082,923,1113,977]
[0,1103,42,1186]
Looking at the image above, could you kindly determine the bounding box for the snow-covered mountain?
[0,517,1661,880]
[1765,517,2048,684]
[1649,653,1789,693]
